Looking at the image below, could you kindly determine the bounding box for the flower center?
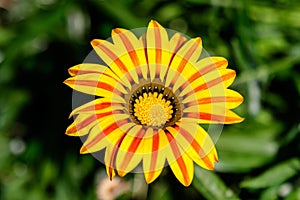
[127,83,182,128]
[133,92,173,127]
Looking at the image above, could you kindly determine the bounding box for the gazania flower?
[64,20,243,186]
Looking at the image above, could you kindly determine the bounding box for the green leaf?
[193,166,239,200]
[285,187,300,200]
[259,186,280,200]
[241,158,300,189]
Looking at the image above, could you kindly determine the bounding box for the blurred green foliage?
[0,0,300,199]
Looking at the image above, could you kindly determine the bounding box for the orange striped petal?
[165,38,202,88]
[174,57,228,94]
[80,115,133,154]
[167,122,218,170]
[67,100,126,136]
[146,20,174,82]
[179,68,236,101]
[195,56,228,72]
[91,39,137,88]
[111,28,148,80]
[142,129,169,184]
[104,124,136,180]
[182,105,244,124]
[69,98,125,118]
[105,144,119,180]
[168,33,188,55]
[116,125,145,176]
[160,32,187,83]
[165,130,194,186]
[66,114,98,136]
[64,73,127,98]
[183,89,244,110]
[68,63,108,76]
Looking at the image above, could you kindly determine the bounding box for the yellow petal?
[91,39,138,87]
[143,129,168,184]
[180,69,236,101]
[116,125,144,176]
[165,130,194,186]
[195,56,228,73]
[64,73,127,98]
[174,56,228,95]
[182,105,244,124]
[80,114,133,154]
[112,28,148,80]
[167,122,218,170]
[69,98,125,118]
[165,38,202,88]
[66,114,98,136]
[105,144,117,180]
[182,89,244,110]
[160,32,187,83]
[146,20,173,82]
[68,63,107,76]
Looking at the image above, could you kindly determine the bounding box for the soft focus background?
[0,0,300,199]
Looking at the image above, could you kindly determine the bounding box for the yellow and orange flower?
[64,20,243,186]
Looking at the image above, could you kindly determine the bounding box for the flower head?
[64,20,243,186]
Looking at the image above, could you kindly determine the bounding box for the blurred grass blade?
[193,166,239,200]
[241,158,300,189]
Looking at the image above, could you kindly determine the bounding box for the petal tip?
[194,37,202,44]
[112,28,126,35]
[91,39,102,47]
[148,19,162,28]
[80,146,89,154]
[117,170,127,177]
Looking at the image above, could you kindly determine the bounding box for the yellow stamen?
[134,92,173,127]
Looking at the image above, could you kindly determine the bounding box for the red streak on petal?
[193,96,242,105]
[114,29,140,67]
[89,102,111,111]
[194,71,235,93]
[83,119,129,150]
[188,71,202,83]
[108,167,114,180]
[128,129,146,153]
[177,40,199,73]
[174,125,214,169]
[119,128,146,171]
[97,82,114,92]
[183,112,240,123]
[169,40,198,87]
[66,79,115,92]
[108,132,127,178]
[199,60,227,75]
[67,114,97,134]
[147,130,159,181]
[153,23,162,79]
[98,44,119,62]
[173,35,186,53]
[97,44,129,74]
[165,131,189,186]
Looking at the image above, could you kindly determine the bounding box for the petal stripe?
[165,130,189,185]
[168,39,201,88]
[185,96,243,106]
[92,40,135,83]
[147,130,159,180]
[119,128,146,172]
[182,112,241,123]
[80,118,130,153]
[182,70,236,99]
[114,29,145,79]
[172,125,214,168]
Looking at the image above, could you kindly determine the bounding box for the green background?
[0,0,299,199]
